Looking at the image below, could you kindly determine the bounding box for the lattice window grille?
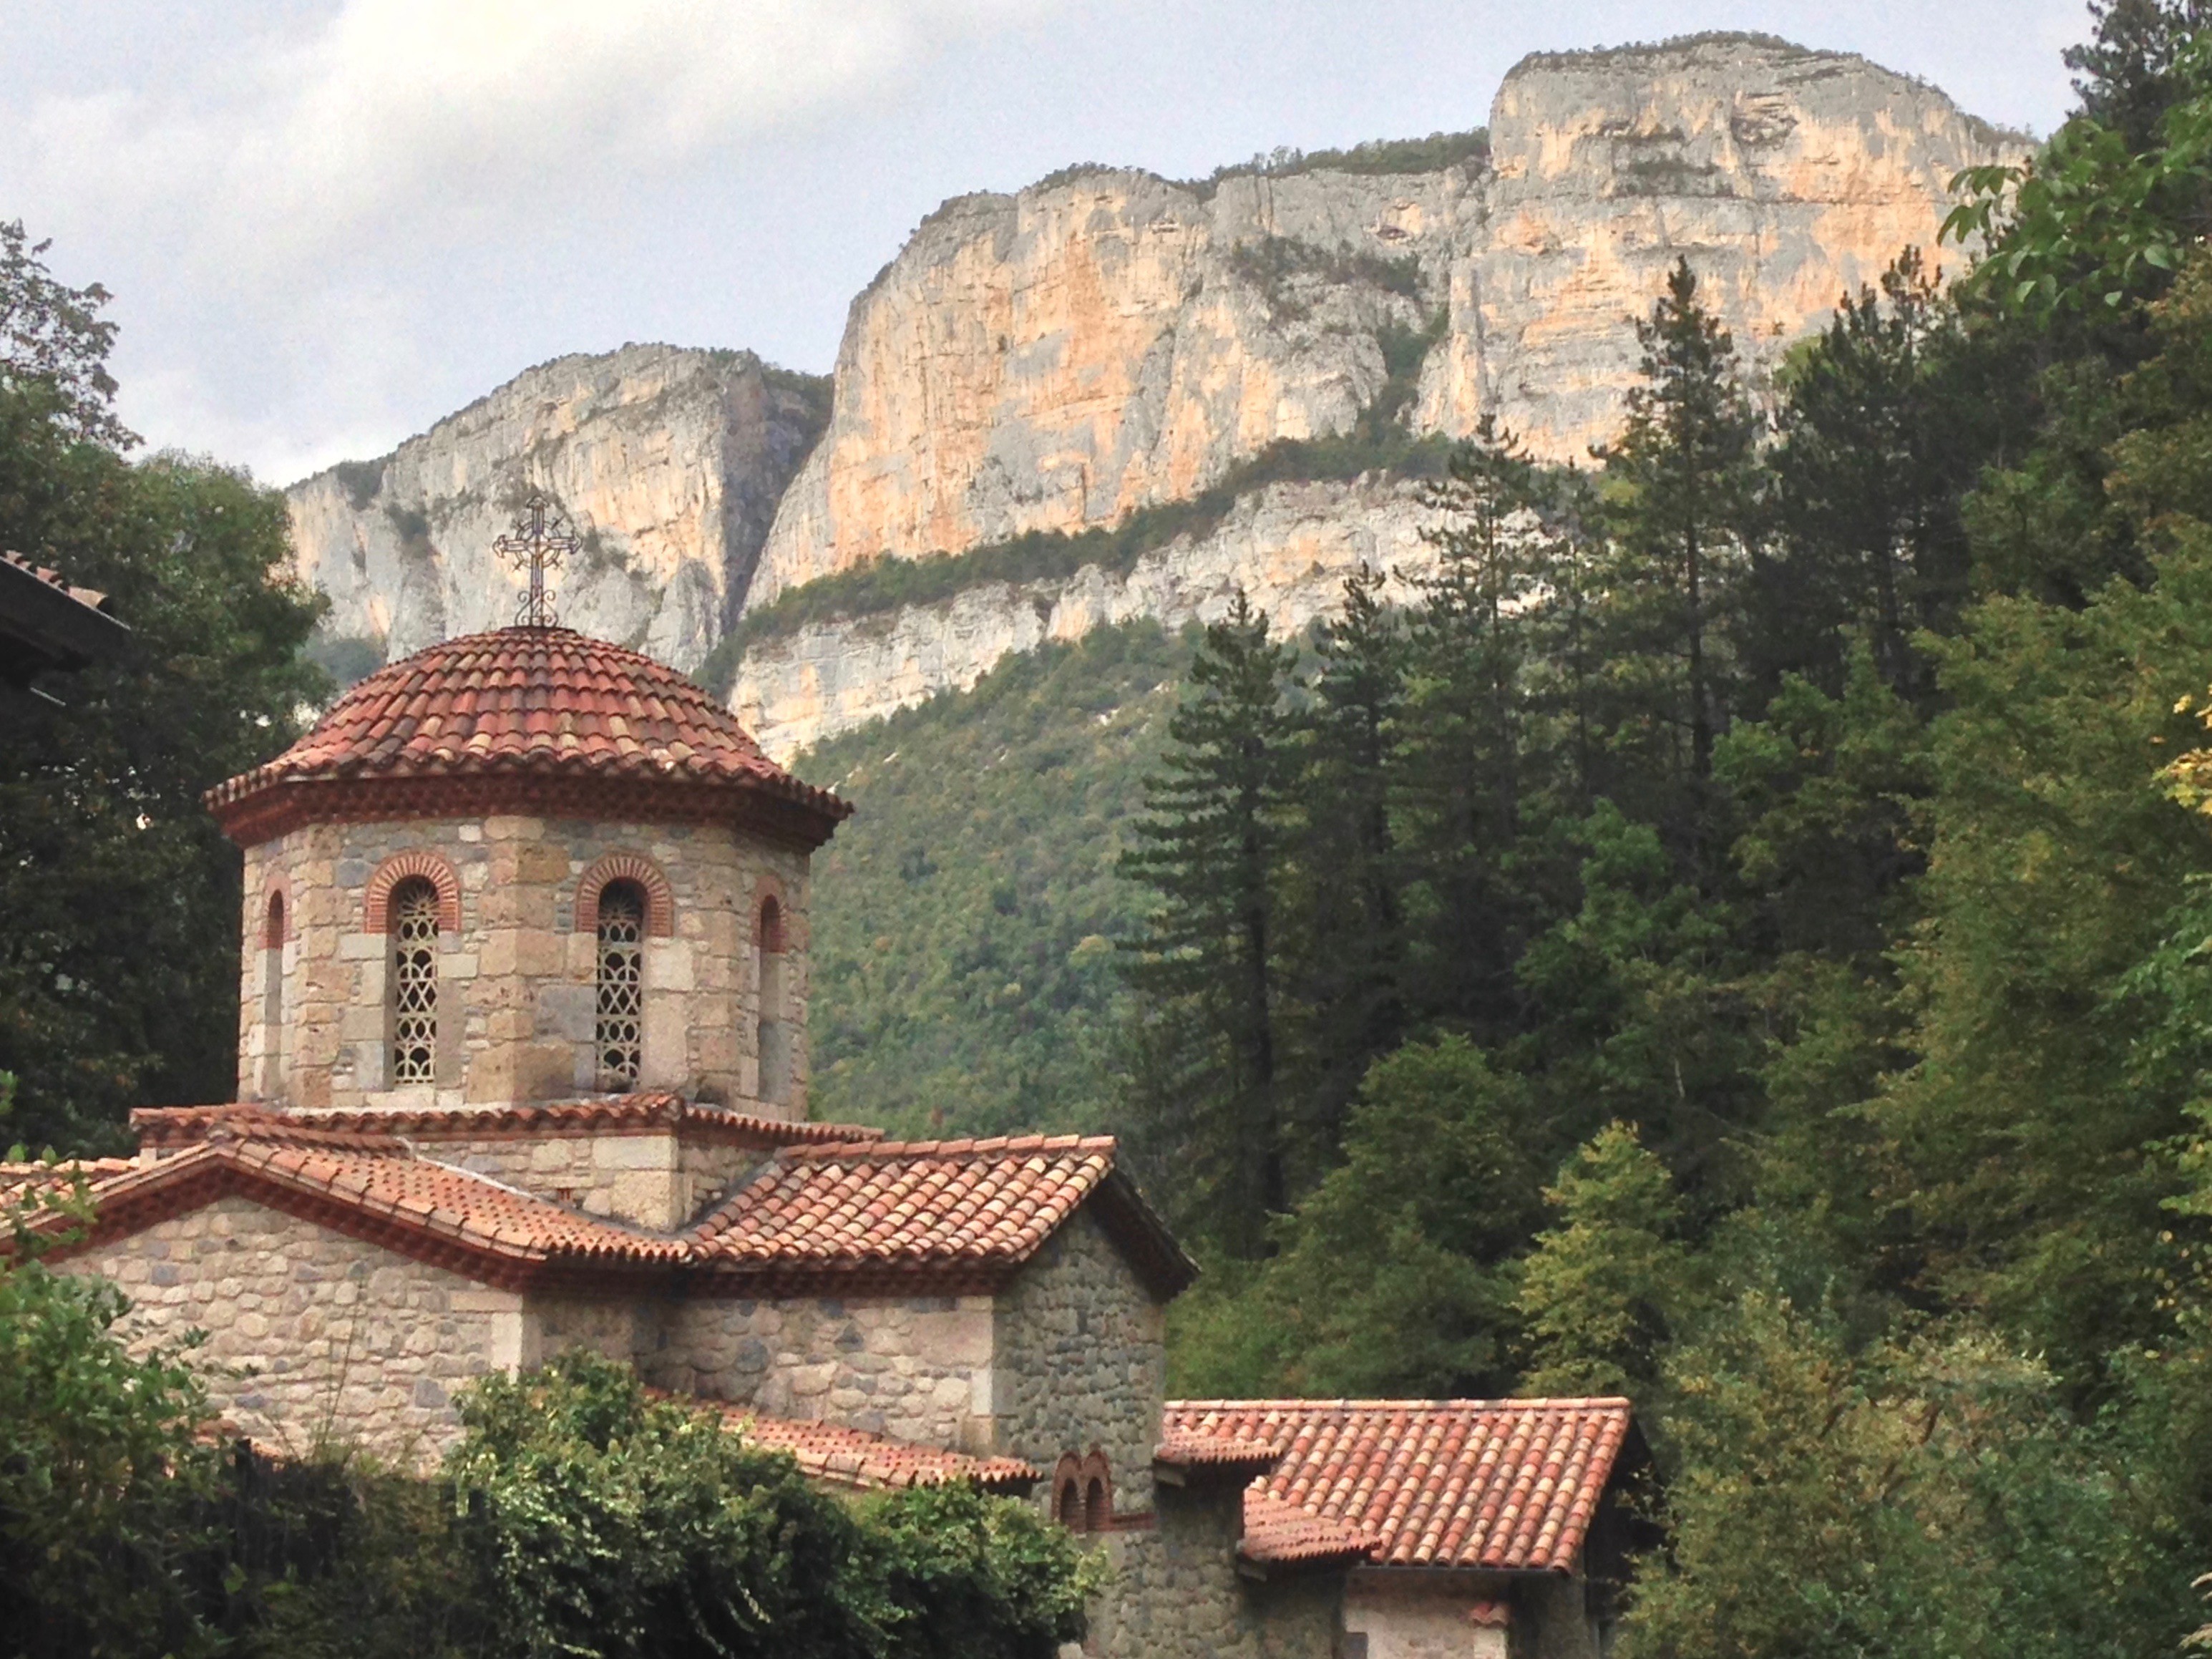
[389,882,439,1086]
[597,886,645,1089]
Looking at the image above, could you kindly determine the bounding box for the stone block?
[535,983,596,1042]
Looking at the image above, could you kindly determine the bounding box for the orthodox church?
[13,590,1644,1659]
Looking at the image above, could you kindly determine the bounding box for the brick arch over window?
[1053,1454,1084,1530]
[573,852,674,938]
[755,877,788,953]
[1052,1451,1114,1532]
[260,873,292,947]
[361,851,461,933]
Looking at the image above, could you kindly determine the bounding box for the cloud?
[19,0,1048,283]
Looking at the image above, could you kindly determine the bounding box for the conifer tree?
[1297,564,1408,1152]
[1592,259,1760,817]
[1121,593,1300,1255]
[1397,418,1549,1031]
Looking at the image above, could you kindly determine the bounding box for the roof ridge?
[784,1132,1117,1160]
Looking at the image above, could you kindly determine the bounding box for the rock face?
[288,346,827,673]
[752,34,2019,603]
[1418,34,2024,457]
[731,477,1438,761]
[754,170,1461,605]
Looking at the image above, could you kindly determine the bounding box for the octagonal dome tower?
[208,627,849,1116]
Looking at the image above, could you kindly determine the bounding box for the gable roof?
[690,1134,1197,1299]
[1163,1398,1636,1572]
[39,1115,1192,1300]
[34,1121,689,1291]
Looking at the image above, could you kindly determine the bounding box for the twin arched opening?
[1052,1451,1114,1534]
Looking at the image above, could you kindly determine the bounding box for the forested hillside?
[801,625,1188,1137]
[1082,5,2212,1650]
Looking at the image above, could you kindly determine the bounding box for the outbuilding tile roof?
[697,1403,1039,1494]
[689,1134,1197,1298]
[205,627,849,844]
[1163,1398,1634,1572]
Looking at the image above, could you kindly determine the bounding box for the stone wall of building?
[1343,1575,1511,1659]
[993,1208,1166,1515]
[1083,1484,1338,1659]
[645,1293,995,1451]
[404,1129,772,1231]
[59,1196,513,1465]
[238,815,812,1116]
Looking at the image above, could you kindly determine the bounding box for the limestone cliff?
[1418,33,2025,456]
[752,34,2020,605]
[731,477,1437,762]
[753,170,1462,605]
[288,346,827,673]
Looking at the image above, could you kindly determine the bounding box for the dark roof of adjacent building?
[205,626,849,847]
[1,549,129,689]
[1163,1398,1637,1572]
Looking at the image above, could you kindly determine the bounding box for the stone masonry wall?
[1343,1575,1511,1659]
[992,1207,1165,1515]
[240,815,812,1116]
[645,1294,995,1451]
[1084,1484,1338,1659]
[60,1196,513,1465]
[401,1130,772,1231]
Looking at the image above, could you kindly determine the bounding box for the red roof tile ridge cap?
[787,1132,1116,1160]
[1164,1396,1632,1413]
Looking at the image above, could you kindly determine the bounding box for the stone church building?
[14,622,1645,1659]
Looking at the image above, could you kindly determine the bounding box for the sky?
[1,0,2092,487]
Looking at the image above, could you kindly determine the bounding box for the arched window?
[595,880,645,1089]
[756,894,789,1106]
[260,891,286,1096]
[1054,1457,1084,1529]
[1085,1476,1108,1533]
[388,877,440,1086]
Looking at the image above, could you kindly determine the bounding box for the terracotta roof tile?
[690,1400,1039,1494]
[1162,1398,1634,1573]
[1154,1431,1286,1476]
[1239,1490,1380,1565]
[0,1157,137,1206]
[204,627,849,845]
[3,548,115,614]
[132,1096,882,1151]
[36,1134,688,1286]
[688,1134,1195,1296]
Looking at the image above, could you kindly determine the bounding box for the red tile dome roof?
[208,627,850,847]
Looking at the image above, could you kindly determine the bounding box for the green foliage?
[1119,596,1302,1252]
[1194,129,1489,193]
[0,220,130,449]
[1624,1297,2186,1659]
[0,238,327,1154]
[0,1211,223,1658]
[699,391,1448,689]
[1516,1123,1690,1398]
[1170,1036,1541,1397]
[802,624,1187,1138]
[1224,236,1422,320]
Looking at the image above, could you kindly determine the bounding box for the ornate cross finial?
[492,493,578,628]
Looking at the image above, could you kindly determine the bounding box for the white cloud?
[19,0,1046,283]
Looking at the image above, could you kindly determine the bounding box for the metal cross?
[492,493,579,628]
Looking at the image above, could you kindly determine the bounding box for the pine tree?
[1397,418,1549,1031]
[1592,258,1761,819]
[1297,564,1408,1153]
[1763,249,1977,701]
[1120,593,1300,1255]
